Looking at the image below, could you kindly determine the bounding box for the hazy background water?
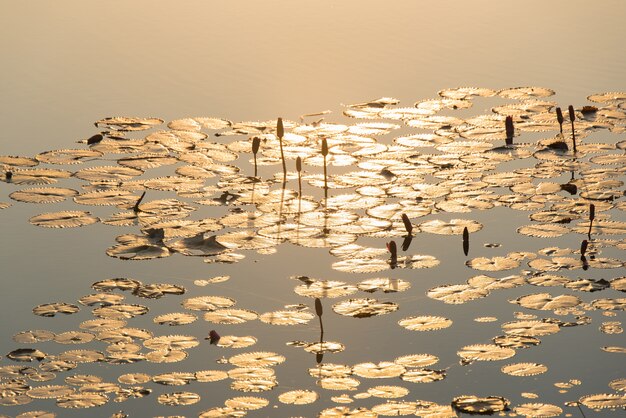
[1,1,625,417]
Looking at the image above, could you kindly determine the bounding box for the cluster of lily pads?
[1,87,625,417]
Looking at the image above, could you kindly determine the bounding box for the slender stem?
[279,137,286,179]
[571,120,577,153]
[318,316,324,339]
[298,171,302,197]
[323,154,328,193]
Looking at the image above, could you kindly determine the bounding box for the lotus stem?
[587,203,595,239]
[463,226,469,256]
[296,156,302,197]
[321,138,329,195]
[133,191,146,213]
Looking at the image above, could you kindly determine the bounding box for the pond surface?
[1,2,625,418]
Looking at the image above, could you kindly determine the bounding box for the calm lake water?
[1,1,625,417]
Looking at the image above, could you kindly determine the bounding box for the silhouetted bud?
[560,183,577,195]
[387,240,397,262]
[462,226,469,256]
[87,134,103,145]
[505,116,514,140]
[401,235,413,252]
[252,136,261,155]
[580,240,588,257]
[277,117,284,139]
[296,156,302,172]
[589,204,595,222]
[568,105,575,122]
[556,107,564,125]
[401,213,412,235]
[207,330,220,345]
[321,138,328,157]
[315,298,323,317]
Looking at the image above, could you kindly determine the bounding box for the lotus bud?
[505,116,514,143]
[387,240,397,262]
[463,226,469,256]
[87,134,103,145]
[321,138,328,157]
[207,330,220,345]
[556,107,564,125]
[401,213,413,235]
[252,136,260,155]
[277,118,284,139]
[315,298,323,317]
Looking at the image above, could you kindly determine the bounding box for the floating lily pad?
[29,211,98,228]
[332,298,399,318]
[452,395,510,414]
[419,218,483,235]
[157,391,200,406]
[259,310,314,326]
[294,280,358,298]
[457,344,516,362]
[33,303,79,317]
[204,309,258,324]
[511,293,582,310]
[579,393,626,409]
[153,312,197,326]
[13,330,55,344]
[400,368,446,384]
[427,284,489,304]
[501,320,560,337]
[10,188,78,204]
[357,278,410,293]
[352,362,406,379]
[228,352,285,368]
[56,392,108,409]
[514,403,562,417]
[501,362,547,377]
[398,316,452,331]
